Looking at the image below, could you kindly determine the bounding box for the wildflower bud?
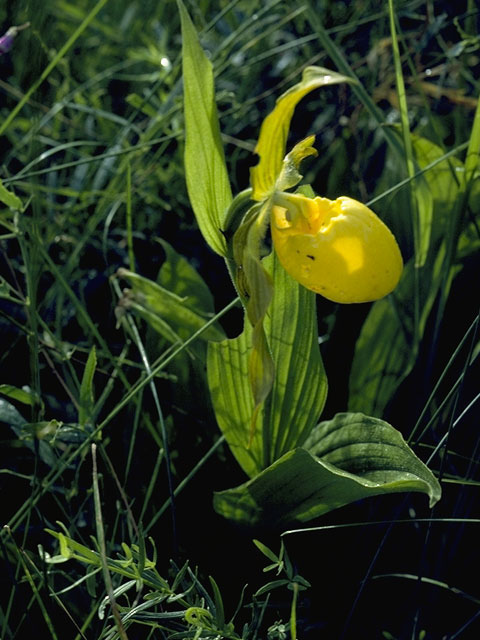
[0,23,30,55]
[271,194,403,303]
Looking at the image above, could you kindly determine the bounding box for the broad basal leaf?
[411,132,464,222]
[213,412,441,528]
[178,0,232,256]
[412,166,433,268]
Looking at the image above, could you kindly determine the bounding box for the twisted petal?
[271,195,403,303]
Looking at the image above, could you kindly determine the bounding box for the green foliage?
[44,528,245,638]
[178,1,439,529]
[349,132,476,416]
[0,1,479,638]
[116,267,226,344]
[214,413,440,528]
[177,0,232,256]
[78,345,97,427]
[253,539,310,640]
[208,250,327,476]
[0,179,23,210]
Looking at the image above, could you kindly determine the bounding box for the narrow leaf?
[208,576,225,630]
[79,346,96,427]
[0,179,22,210]
[252,539,280,564]
[388,0,426,267]
[0,384,35,406]
[254,580,290,597]
[177,0,232,256]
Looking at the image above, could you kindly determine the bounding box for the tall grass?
[1,1,479,638]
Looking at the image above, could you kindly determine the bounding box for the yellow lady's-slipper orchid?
[271,194,403,303]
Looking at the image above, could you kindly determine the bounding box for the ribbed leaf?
[264,253,327,461]
[411,134,465,218]
[213,413,441,528]
[207,252,327,476]
[349,249,444,416]
[207,320,262,477]
[349,134,463,415]
[177,0,232,256]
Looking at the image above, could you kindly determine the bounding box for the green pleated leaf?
[349,249,444,416]
[213,413,441,528]
[207,251,327,476]
[116,269,225,343]
[178,0,232,256]
[349,134,464,416]
[248,322,275,448]
[408,131,463,268]
[411,133,465,219]
[251,66,355,201]
[413,168,434,267]
[207,320,262,477]
[263,253,328,462]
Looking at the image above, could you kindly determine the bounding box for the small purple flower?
[0,22,30,55]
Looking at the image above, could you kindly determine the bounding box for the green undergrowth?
[0,1,479,638]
